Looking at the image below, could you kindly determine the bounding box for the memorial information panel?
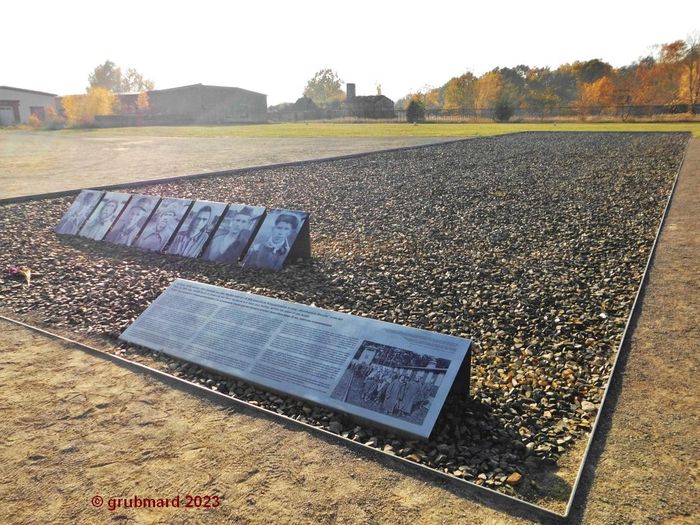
[120,279,471,438]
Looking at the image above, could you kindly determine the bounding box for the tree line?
[396,35,699,117]
[37,35,700,128]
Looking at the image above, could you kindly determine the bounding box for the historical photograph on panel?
[54,190,104,235]
[202,204,266,264]
[78,192,131,241]
[104,194,160,246]
[330,341,452,425]
[241,209,308,271]
[135,198,192,252]
[166,200,227,258]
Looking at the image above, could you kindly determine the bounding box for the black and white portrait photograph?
[104,194,160,246]
[54,190,104,235]
[330,341,452,425]
[166,200,227,258]
[134,198,191,252]
[78,192,131,241]
[202,204,265,264]
[241,209,308,271]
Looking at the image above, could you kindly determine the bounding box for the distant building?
[344,83,395,119]
[147,83,267,124]
[116,93,140,114]
[290,96,322,120]
[0,86,57,125]
[293,96,319,113]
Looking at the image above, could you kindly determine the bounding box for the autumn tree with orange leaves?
[443,73,477,111]
[576,76,616,115]
[666,34,700,113]
[475,71,504,111]
[61,87,116,126]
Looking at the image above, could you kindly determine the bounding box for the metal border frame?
[0,131,692,521]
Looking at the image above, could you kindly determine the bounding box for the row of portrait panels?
[55,189,310,271]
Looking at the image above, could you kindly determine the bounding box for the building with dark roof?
[344,83,395,119]
[0,86,57,125]
[146,83,267,124]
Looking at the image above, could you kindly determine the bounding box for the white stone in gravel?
[581,401,597,413]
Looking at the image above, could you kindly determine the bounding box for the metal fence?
[404,104,700,122]
[270,104,700,123]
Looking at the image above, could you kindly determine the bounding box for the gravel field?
[0,132,688,504]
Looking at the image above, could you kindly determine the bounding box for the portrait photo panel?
[242,208,309,271]
[104,194,160,246]
[202,204,266,264]
[55,190,105,235]
[78,192,131,241]
[134,198,192,252]
[166,200,228,258]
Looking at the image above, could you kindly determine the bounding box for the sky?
[4,1,698,105]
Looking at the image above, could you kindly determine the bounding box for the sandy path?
[0,132,451,199]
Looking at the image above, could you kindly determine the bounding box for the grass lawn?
[3,122,699,139]
[34,121,700,138]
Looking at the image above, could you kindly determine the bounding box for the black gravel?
[0,132,688,501]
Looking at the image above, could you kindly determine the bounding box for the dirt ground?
[0,131,450,199]
[0,135,698,524]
